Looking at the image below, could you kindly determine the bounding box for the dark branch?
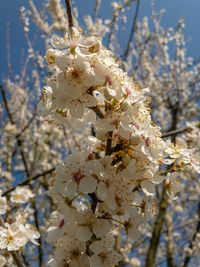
[90,105,105,119]
[2,167,55,196]
[105,131,113,156]
[65,0,74,29]
[0,85,14,124]
[144,187,169,267]
[161,127,190,138]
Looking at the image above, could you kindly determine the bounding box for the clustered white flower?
[10,186,35,204]
[0,187,40,265]
[40,27,200,267]
[0,222,40,251]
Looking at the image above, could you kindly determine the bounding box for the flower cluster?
[40,27,200,267]
[0,222,40,252]
[0,186,40,266]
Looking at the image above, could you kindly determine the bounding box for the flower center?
[72,169,85,182]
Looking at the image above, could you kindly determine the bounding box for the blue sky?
[0,0,200,79]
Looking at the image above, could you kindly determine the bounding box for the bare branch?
[2,167,55,196]
[65,0,74,29]
[0,85,14,124]
[90,105,105,119]
[165,213,177,267]
[161,127,190,138]
[144,186,169,267]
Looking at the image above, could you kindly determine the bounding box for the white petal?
[141,180,155,196]
[63,180,77,198]
[76,226,92,242]
[108,250,123,265]
[106,191,117,210]
[93,219,112,238]
[97,182,108,200]
[0,239,7,250]
[80,94,97,107]
[89,255,103,267]
[127,225,141,240]
[150,175,165,184]
[162,158,175,165]
[69,101,84,118]
[127,159,137,174]
[118,123,131,139]
[79,176,97,193]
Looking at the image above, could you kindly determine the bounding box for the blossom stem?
[90,105,105,119]
[105,131,113,155]
[69,193,81,204]
[100,216,124,226]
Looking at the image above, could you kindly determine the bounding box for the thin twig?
[2,167,55,196]
[6,23,13,78]
[93,0,101,21]
[16,112,37,138]
[123,0,140,60]
[0,85,14,124]
[161,127,190,138]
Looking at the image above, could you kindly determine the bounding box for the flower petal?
[79,176,97,193]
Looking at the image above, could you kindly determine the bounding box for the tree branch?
[144,186,169,267]
[2,167,55,196]
[0,85,14,124]
[65,0,74,29]
[161,127,190,138]
[165,213,177,267]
